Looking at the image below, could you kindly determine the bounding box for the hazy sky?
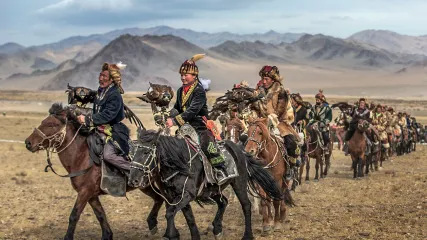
[1,0,426,46]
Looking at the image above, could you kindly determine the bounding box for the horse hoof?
[214,232,224,240]
[262,225,272,234]
[150,226,158,235]
[204,224,214,235]
[274,223,283,232]
[314,179,319,182]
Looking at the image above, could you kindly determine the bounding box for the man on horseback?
[343,98,373,156]
[250,65,301,170]
[372,104,390,156]
[308,90,332,154]
[165,54,231,184]
[77,62,131,173]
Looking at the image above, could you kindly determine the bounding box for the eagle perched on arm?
[65,83,144,128]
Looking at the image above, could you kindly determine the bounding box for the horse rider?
[291,93,309,162]
[291,93,309,140]
[343,98,374,156]
[249,65,302,172]
[165,54,232,184]
[77,62,131,173]
[372,104,390,156]
[308,90,332,155]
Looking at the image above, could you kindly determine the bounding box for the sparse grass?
[1,91,427,239]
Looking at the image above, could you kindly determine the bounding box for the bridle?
[246,122,267,156]
[130,133,198,206]
[32,114,88,178]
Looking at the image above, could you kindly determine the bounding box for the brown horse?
[347,119,370,178]
[304,122,332,181]
[245,118,294,233]
[24,103,163,240]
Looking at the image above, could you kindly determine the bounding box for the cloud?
[36,0,270,27]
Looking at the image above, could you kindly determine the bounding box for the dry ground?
[0,91,426,240]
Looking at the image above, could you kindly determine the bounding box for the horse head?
[245,117,270,156]
[357,120,370,132]
[25,103,83,153]
[129,128,161,188]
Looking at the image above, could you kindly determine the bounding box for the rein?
[131,133,197,206]
[247,122,284,169]
[33,116,90,178]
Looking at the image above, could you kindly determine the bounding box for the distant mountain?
[30,57,56,70]
[209,40,292,63]
[40,34,209,90]
[348,30,427,55]
[0,42,25,54]
[210,34,423,70]
[36,26,304,50]
[1,59,79,91]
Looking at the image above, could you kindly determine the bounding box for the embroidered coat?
[251,81,298,138]
[372,112,388,140]
[85,84,130,155]
[172,80,209,131]
[309,103,333,130]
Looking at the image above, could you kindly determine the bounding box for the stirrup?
[214,168,233,185]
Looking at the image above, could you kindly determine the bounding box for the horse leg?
[260,198,272,234]
[272,200,282,231]
[181,204,201,240]
[305,158,310,182]
[140,187,164,235]
[88,196,113,240]
[314,156,320,181]
[64,191,92,240]
[320,155,325,179]
[209,194,228,239]
[231,180,254,240]
[298,162,304,184]
[351,157,357,179]
[358,157,364,178]
[365,155,370,176]
[163,191,193,240]
[323,153,330,177]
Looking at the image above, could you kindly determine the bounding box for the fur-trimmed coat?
[251,81,298,138]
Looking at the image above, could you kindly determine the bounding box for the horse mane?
[247,118,270,140]
[138,129,190,175]
[48,103,90,136]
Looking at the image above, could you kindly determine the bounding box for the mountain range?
[1,26,427,97]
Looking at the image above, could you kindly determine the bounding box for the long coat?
[172,80,209,131]
[251,81,298,139]
[85,84,130,155]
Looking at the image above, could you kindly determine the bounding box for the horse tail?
[223,141,286,203]
[245,153,284,202]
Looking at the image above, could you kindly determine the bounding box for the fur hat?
[179,54,206,75]
[315,89,326,102]
[102,62,127,94]
[259,65,283,82]
[291,93,303,104]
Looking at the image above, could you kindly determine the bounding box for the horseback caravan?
[24,62,167,239]
[127,54,285,240]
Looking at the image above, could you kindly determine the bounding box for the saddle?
[86,132,137,197]
[176,124,239,185]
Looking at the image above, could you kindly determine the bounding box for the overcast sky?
[1,0,426,46]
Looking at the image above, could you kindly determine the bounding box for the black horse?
[129,128,286,240]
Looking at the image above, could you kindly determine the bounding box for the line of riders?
[58,53,419,186]
[24,53,424,239]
